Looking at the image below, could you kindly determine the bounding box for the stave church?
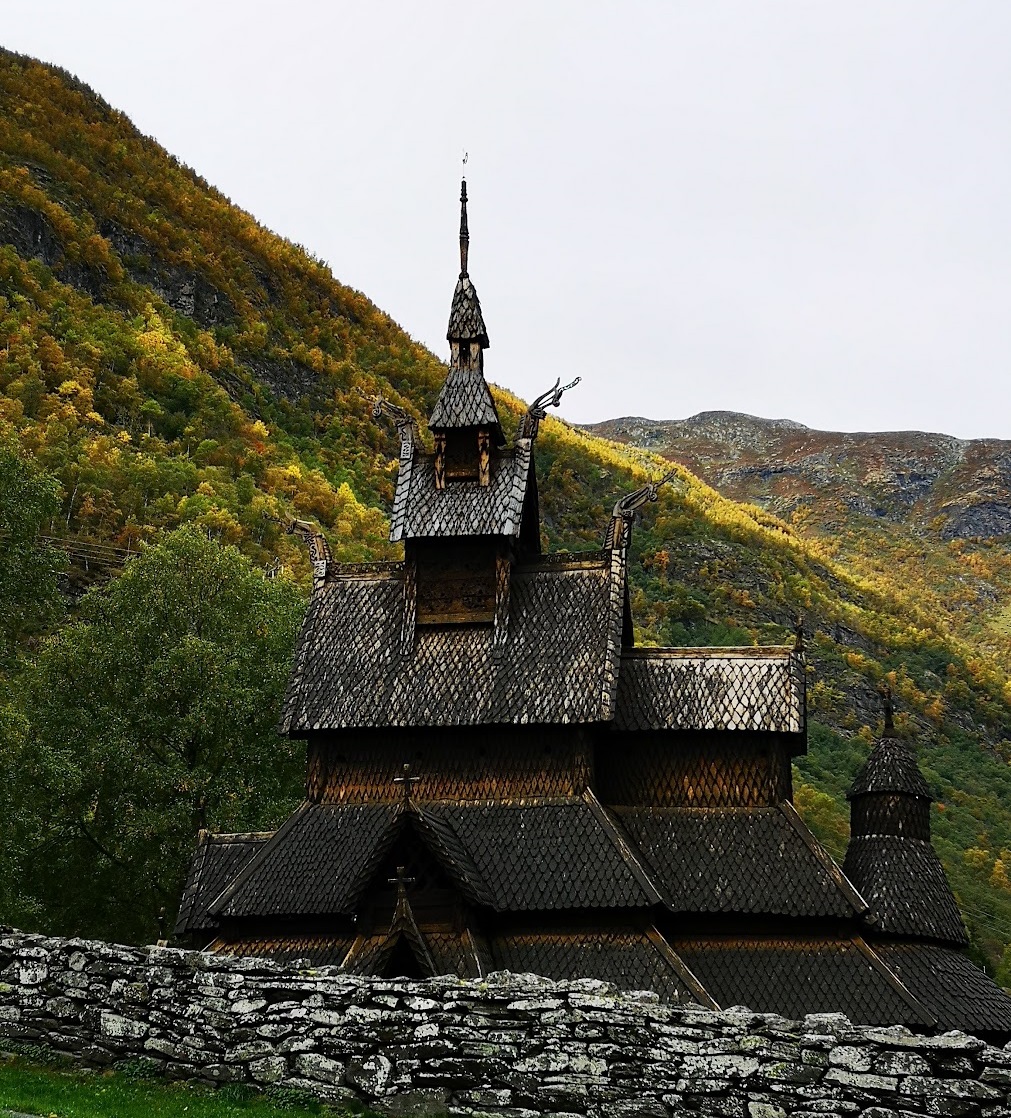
[176,183,1011,1040]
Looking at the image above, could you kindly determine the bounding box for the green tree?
[3,526,306,942]
[0,434,64,661]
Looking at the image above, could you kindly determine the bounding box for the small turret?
[843,690,967,945]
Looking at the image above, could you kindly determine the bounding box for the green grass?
[0,1052,366,1118]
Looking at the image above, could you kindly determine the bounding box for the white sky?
[5,1,1011,438]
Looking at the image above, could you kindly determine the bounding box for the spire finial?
[882,685,895,736]
[459,159,469,277]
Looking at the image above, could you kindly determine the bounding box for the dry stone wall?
[1,930,1010,1117]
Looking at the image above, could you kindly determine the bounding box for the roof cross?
[393,762,421,801]
[388,864,416,899]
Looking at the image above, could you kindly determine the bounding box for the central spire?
[429,177,500,441]
[459,179,469,277]
[444,177,490,351]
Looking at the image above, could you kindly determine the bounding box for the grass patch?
[0,1052,373,1118]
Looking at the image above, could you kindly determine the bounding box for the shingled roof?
[843,835,968,945]
[174,831,270,936]
[278,554,626,731]
[874,943,1011,1036]
[210,803,397,919]
[673,937,934,1025]
[422,797,661,912]
[211,795,662,921]
[389,443,531,542]
[849,735,931,799]
[614,804,865,919]
[446,273,489,347]
[428,362,500,430]
[490,929,703,1004]
[208,935,355,967]
[615,648,804,733]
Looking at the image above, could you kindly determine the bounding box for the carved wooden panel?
[413,538,496,624]
[433,433,446,490]
[445,428,480,480]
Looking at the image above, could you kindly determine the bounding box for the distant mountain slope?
[2,50,1011,971]
[590,412,1011,684]
[589,412,1011,539]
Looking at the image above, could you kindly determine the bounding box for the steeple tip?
[459,176,469,277]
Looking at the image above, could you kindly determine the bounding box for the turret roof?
[446,273,489,347]
[428,362,500,429]
[843,835,968,945]
[848,735,931,800]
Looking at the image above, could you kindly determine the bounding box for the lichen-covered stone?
[0,929,1007,1118]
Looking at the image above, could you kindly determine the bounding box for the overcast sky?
[6,2,1011,439]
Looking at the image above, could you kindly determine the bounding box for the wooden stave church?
[176,183,1011,1040]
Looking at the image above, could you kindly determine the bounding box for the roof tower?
[843,691,967,945]
[428,179,503,443]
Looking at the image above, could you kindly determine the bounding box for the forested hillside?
[2,50,1011,978]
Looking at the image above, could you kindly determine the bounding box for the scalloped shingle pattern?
[874,943,1011,1034]
[446,274,489,345]
[615,650,803,732]
[849,737,932,799]
[423,800,656,911]
[843,835,968,945]
[615,807,858,918]
[174,833,268,934]
[428,365,499,430]
[411,809,496,908]
[279,560,621,730]
[217,803,397,918]
[491,931,696,1003]
[389,444,531,542]
[674,937,932,1024]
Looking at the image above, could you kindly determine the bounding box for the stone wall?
[1,930,1010,1117]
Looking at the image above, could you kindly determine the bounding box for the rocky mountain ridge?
[588,412,1011,540]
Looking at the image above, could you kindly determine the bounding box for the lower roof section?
[192,795,661,927]
[209,923,701,1004]
[488,928,701,1005]
[874,942,1011,1037]
[179,797,865,931]
[210,803,396,921]
[206,925,979,1032]
[614,804,865,919]
[672,936,933,1026]
[207,934,354,967]
[421,798,660,912]
[173,831,270,936]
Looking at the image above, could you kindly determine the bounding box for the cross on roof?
[388,864,416,898]
[393,763,421,801]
